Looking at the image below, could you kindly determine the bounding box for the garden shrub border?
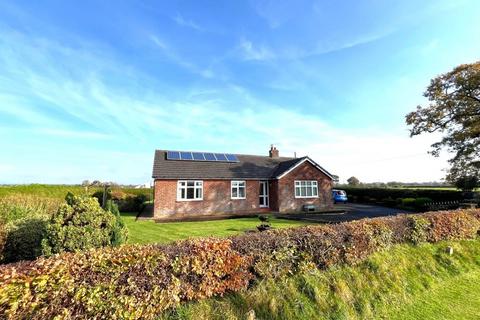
[1,209,480,319]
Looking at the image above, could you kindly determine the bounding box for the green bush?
[407,216,430,244]
[401,198,416,208]
[3,217,48,263]
[41,195,127,256]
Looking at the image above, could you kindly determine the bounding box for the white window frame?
[231,180,246,199]
[177,180,203,201]
[294,180,318,198]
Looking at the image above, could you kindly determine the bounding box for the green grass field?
[159,239,480,320]
[0,184,151,199]
[121,212,310,244]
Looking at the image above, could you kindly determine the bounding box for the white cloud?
[172,14,205,32]
[238,38,275,61]
[150,35,215,78]
[0,27,449,184]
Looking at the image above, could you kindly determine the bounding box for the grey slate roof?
[152,150,313,180]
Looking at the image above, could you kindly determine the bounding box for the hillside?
[159,240,480,320]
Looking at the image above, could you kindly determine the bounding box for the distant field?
[0,184,152,199]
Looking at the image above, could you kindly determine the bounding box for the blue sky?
[0,0,479,184]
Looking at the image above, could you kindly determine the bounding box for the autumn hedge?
[1,209,480,319]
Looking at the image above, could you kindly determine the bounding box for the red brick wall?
[154,179,270,219]
[153,161,333,218]
[277,161,333,212]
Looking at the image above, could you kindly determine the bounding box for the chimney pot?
[269,145,279,158]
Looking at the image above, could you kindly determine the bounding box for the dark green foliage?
[343,187,463,207]
[105,200,129,246]
[41,195,127,256]
[3,217,48,263]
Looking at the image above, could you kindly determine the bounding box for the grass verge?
[159,239,480,320]
[121,212,310,244]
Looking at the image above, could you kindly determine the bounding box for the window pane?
[239,181,245,187]
[260,197,265,205]
[180,181,186,186]
[187,188,195,199]
[301,186,306,197]
[313,186,318,196]
[306,186,312,196]
[187,181,194,187]
[196,188,202,199]
[195,181,202,186]
[295,187,300,197]
[232,188,238,197]
[181,189,186,199]
[239,187,245,198]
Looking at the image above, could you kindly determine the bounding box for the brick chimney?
[269,145,279,158]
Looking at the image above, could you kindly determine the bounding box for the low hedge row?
[1,209,480,319]
[342,187,464,203]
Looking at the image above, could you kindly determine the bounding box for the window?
[294,180,318,198]
[177,180,203,201]
[231,180,246,199]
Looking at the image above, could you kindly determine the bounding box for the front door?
[259,181,269,208]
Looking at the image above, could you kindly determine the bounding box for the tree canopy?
[406,61,480,184]
[347,176,360,186]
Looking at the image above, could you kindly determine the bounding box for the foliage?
[0,184,151,202]
[347,176,360,186]
[407,216,430,244]
[93,189,149,212]
[0,239,252,319]
[0,194,62,223]
[342,187,463,208]
[0,209,479,318]
[41,195,127,256]
[2,217,48,263]
[160,240,480,320]
[406,61,480,181]
[454,175,480,191]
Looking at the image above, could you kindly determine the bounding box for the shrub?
[0,209,479,318]
[0,239,252,319]
[407,216,430,244]
[41,195,127,256]
[0,194,61,223]
[2,217,48,263]
[425,210,480,242]
[401,198,416,208]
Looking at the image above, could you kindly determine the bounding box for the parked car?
[332,189,348,204]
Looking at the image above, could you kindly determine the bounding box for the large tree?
[406,61,480,186]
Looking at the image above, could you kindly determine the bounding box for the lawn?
[121,212,310,244]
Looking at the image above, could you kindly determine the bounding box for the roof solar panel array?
[166,151,239,162]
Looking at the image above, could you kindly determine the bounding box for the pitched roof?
[152,150,334,180]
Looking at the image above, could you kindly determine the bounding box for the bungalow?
[152,146,334,220]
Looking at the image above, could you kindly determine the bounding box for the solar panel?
[166,151,239,162]
[225,154,239,162]
[180,152,193,160]
[214,153,227,161]
[192,152,205,160]
[204,153,216,161]
[167,151,180,160]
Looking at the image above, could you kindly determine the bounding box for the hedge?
[341,187,464,203]
[1,209,479,319]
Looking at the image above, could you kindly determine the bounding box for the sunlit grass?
[121,212,311,244]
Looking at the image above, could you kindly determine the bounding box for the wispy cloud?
[238,38,275,61]
[172,13,205,32]
[150,35,215,78]
[38,128,111,139]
